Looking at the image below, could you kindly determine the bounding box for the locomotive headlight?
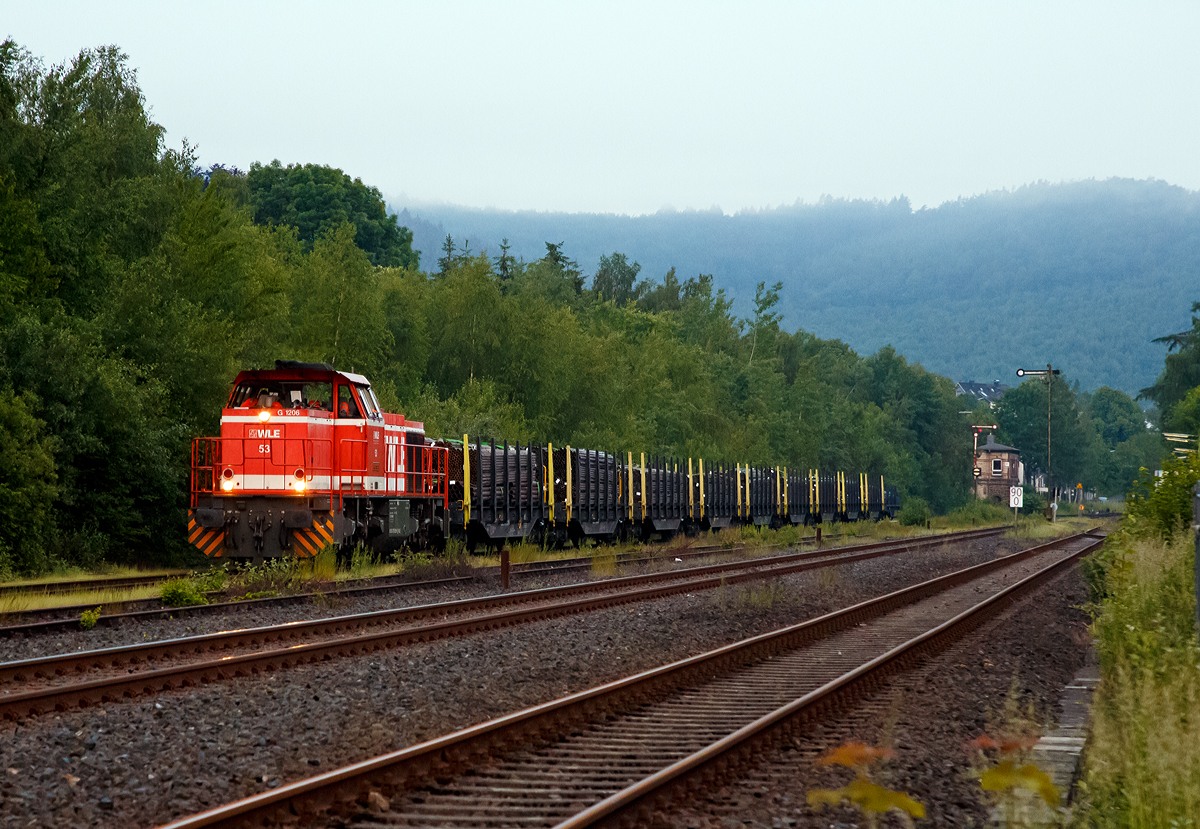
[293,479,307,493]
[292,468,306,492]
[258,409,271,422]
[221,479,235,492]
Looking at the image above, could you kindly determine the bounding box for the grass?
[1074,528,1200,828]
[0,564,187,589]
[0,584,166,614]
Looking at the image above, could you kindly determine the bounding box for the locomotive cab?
[188,361,448,560]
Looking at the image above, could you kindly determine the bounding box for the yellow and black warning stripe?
[290,515,335,556]
[187,512,225,557]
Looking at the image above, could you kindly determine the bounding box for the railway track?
[0,571,190,598]
[154,529,1101,829]
[0,526,1004,722]
[0,535,819,609]
[0,530,868,635]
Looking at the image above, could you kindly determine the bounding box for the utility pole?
[1016,364,1061,509]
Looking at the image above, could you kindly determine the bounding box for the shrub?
[947,498,1012,525]
[1124,451,1200,542]
[160,578,206,607]
[1020,486,1046,516]
[78,606,102,630]
[897,496,932,527]
[191,567,227,592]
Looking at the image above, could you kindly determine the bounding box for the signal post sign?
[1009,486,1023,509]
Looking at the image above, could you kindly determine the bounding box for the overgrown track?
[156,529,1101,829]
[0,571,188,598]
[0,531,850,635]
[0,533,840,611]
[0,527,1004,722]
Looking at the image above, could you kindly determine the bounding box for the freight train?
[187,361,899,560]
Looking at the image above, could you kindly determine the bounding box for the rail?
[151,530,1099,829]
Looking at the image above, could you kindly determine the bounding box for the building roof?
[955,380,1009,404]
[980,433,1018,454]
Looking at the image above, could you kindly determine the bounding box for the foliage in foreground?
[1077,449,1200,827]
[807,743,924,827]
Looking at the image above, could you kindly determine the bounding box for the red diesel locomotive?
[188,361,448,560]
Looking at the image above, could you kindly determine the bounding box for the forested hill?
[395,179,1200,396]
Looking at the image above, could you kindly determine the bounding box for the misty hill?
[392,178,1200,396]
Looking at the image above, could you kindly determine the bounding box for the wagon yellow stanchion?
[462,433,471,524]
[640,452,648,535]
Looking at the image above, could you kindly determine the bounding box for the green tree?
[747,280,783,368]
[437,234,457,275]
[426,254,509,392]
[1088,386,1146,448]
[0,387,58,575]
[247,160,418,269]
[1140,301,1200,427]
[996,374,1096,492]
[1166,385,1200,438]
[592,251,642,305]
[494,237,515,291]
[290,222,392,375]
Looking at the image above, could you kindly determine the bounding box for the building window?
[992,458,1002,477]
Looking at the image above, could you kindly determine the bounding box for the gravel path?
[679,563,1091,827]
[0,536,1019,828]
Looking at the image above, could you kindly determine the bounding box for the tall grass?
[1077,529,1200,827]
[0,564,186,588]
[0,584,165,614]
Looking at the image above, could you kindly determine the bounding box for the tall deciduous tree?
[592,251,642,305]
[247,160,418,269]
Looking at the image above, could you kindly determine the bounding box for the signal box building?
[974,434,1020,501]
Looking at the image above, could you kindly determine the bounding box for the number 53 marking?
[259,443,271,454]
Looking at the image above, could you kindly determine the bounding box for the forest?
[399,178,1200,398]
[0,42,1180,577]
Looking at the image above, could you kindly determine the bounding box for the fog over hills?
[391,178,1199,396]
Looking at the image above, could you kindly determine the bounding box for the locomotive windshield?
[229,381,333,410]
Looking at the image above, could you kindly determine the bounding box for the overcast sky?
[9,2,1200,214]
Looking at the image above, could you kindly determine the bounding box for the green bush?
[946,498,1011,525]
[160,578,206,607]
[191,567,227,592]
[897,496,932,527]
[1020,486,1046,516]
[78,606,102,630]
[1124,452,1200,542]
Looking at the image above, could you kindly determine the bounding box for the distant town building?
[955,380,1009,408]
[975,434,1020,501]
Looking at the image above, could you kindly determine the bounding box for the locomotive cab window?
[230,381,331,410]
[357,385,381,420]
[337,385,362,418]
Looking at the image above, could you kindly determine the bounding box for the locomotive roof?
[232,360,372,387]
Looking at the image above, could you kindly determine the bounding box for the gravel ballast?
[681,564,1092,827]
[0,534,1026,663]
[0,536,1037,827]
